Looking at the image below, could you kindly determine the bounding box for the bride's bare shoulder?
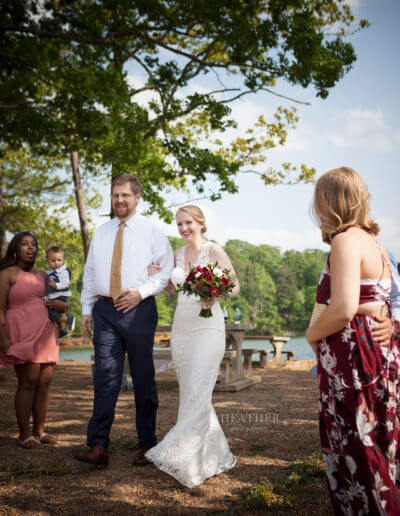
[173,246,186,265]
[174,245,186,255]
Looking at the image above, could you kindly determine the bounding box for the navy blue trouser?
[87,296,158,449]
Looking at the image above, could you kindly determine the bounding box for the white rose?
[214,267,223,278]
[171,267,186,288]
[195,271,201,278]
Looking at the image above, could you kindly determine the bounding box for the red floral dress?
[316,259,400,515]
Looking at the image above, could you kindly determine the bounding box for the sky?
[82,0,400,259]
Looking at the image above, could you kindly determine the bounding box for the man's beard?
[115,206,128,214]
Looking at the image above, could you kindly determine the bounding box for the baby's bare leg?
[57,314,67,330]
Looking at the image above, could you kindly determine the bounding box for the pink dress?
[0,270,58,367]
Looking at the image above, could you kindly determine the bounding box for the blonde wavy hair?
[176,205,207,234]
[313,167,379,243]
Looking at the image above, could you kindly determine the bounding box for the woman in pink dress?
[0,232,68,449]
[306,168,400,514]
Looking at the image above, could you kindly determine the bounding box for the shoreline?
[62,333,305,348]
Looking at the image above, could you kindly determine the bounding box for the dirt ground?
[0,363,331,515]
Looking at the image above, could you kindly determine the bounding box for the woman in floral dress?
[306,167,400,515]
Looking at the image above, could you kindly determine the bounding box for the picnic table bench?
[281,350,297,361]
[252,336,298,367]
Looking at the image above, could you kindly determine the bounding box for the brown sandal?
[35,433,58,444]
[18,436,41,449]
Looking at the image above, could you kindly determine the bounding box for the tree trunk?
[109,162,122,218]
[109,52,124,219]
[0,229,6,259]
[70,142,90,259]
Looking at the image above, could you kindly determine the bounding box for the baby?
[45,246,75,339]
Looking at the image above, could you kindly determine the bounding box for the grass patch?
[244,443,268,457]
[6,458,69,479]
[290,452,325,479]
[242,480,294,511]
[241,453,325,512]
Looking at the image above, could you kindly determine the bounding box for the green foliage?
[0,0,368,223]
[291,452,326,478]
[241,480,294,511]
[241,453,325,511]
[8,458,69,478]
[0,144,99,247]
[221,240,327,333]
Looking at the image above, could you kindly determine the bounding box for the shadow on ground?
[0,363,330,514]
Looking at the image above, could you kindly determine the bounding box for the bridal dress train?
[145,242,236,488]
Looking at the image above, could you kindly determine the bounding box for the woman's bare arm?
[0,269,12,352]
[306,232,360,344]
[210,244,240,298]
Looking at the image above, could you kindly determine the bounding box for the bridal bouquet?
[171,263,235,318]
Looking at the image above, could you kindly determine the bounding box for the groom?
[76,174,173,466]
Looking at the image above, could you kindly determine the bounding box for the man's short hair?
[46,246,65,257]
[111,174,142,195]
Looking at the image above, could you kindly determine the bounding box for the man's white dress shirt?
[81,213,174,315]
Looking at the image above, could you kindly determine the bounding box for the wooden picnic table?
[215,323,261,391]
[267,335,291,364]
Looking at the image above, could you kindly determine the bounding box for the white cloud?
[328,108,399,153]
[344,108,386,136]
[345,0,363,11]
[393,130,400,144]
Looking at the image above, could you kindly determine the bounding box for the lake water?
[59,336,313,362]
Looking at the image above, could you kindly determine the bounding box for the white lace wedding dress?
[145,242,237,488]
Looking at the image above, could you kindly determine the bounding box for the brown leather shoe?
[74,444,109,466]
[132,447,151,466]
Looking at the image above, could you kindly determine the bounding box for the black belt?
[98,296,114,303]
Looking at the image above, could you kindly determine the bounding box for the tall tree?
[1,0,369,241]
[0,145,68,232]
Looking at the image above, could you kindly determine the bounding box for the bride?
[145,205,240,488]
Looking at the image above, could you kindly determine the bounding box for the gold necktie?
[109,222,126,301]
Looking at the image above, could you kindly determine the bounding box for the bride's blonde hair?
[313,167,379,243]
[176,205,207,234]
